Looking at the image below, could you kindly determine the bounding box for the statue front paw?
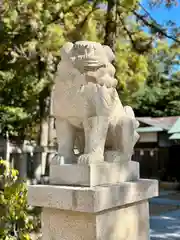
[51,153,75,165]
[51,153,62,165]
[78,153,104,164]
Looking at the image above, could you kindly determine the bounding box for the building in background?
[134,116,180,181]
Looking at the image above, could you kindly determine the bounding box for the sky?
[98,0,180,28]
[97,0,180,42]
[142,0,180,27]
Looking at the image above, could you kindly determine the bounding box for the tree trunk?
[37,100,48,178]
[104,0,117,52]
[37,85,49,178]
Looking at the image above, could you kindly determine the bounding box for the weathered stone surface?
[28,179,158,213]
[40,200,149,240]
[28,179,158,240]
[52,41,140,164]
[49,161,139,187]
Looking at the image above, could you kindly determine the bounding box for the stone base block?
[28,179,158,240]
[41,200,149,240]
[49,161,139,186]
[28,179,158,212]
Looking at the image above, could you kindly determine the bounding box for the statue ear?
[103,45,115,62]
[60,42,74,60]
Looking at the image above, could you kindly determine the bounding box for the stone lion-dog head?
[58,41,118,88]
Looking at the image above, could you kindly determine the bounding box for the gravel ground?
[149,203,180,216]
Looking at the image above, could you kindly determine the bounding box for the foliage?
[133,78,180,117]
[0,0,106,139]
[0,0,179,139]
[116,41,149,104]
[133,41,180,117]
[0,160,40,240]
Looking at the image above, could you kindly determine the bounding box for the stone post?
[28,157,158,240]
[33,146,46,181]
[13,153,27,180]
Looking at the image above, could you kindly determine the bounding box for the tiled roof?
[137,116,180,130]
[169,133,180,140]
[137,126,163,133]
[168,118,180,134]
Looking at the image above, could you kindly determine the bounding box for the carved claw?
[78,153,104,164]
[51,153,75,165]
[51,153,62,165]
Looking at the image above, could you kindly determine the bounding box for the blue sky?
[98,0,180,27]
[97,0,180,38]
[142,0,180,27]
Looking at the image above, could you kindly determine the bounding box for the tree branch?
[75,0,99,29]
[132,10,180,44]
[138,2,157,23]
[65,0,99,40]
[117,12,153,54]
[117,1,179,44]
[118,14,135,46]
[49,0,89,25]
[104,0,118,51]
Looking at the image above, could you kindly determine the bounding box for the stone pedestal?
[40,201,149,240]
[28,161,158,240]
[49,161,139,186]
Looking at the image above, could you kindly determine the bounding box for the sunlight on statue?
[52,41,139,164]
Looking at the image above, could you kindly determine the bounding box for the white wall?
[139,132,157,143]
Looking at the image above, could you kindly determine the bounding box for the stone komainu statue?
[52,41,139,164]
